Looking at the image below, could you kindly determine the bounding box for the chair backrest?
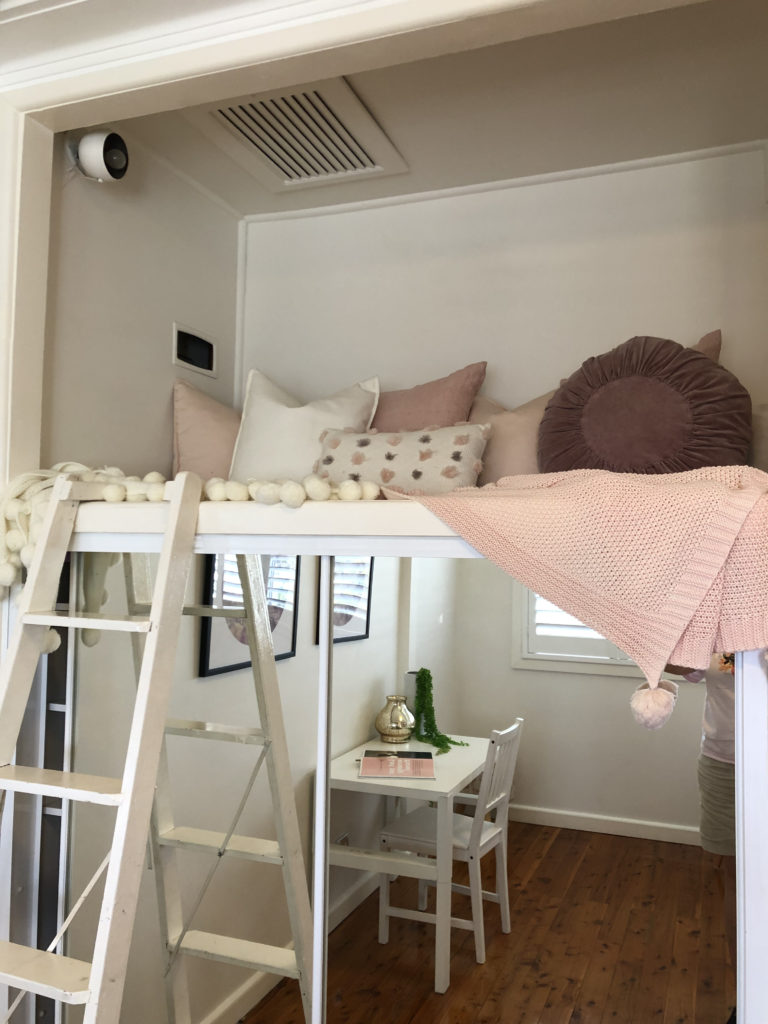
[468,718,524,849]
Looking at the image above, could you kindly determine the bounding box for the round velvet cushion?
[537,336,752,474]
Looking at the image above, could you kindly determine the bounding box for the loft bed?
[4,338,767,1020]
[58,477,768,1024]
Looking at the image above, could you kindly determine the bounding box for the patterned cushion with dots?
[314,423,491,494]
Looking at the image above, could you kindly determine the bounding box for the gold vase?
[374,695,415,743]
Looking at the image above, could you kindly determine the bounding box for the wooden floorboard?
[240,823,736,1024]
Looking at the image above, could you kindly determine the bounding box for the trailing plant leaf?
[412,667,468,755]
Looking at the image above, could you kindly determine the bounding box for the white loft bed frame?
[67,499,768,1024]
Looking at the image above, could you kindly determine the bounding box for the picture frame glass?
[323,556,374,644]
[199,554,300,676]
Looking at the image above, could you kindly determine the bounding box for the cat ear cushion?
[630,678,679,729]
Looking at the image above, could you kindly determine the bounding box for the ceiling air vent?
[184,78,407,192]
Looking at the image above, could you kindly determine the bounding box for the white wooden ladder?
[0,470,202,1022]
[124,552,313,1024]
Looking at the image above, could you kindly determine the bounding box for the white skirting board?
[508,805,700,846]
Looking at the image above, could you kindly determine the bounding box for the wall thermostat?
[172,323,216,377]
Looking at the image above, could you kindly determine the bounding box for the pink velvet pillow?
[172,379,241,480]
[372,362,487,432]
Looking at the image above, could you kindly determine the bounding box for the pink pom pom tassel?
[630,679,679,729]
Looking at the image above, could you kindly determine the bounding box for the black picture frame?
[316,556,374,644]
[199,554,300,676]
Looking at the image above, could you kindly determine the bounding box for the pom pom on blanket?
[630,679,679,729]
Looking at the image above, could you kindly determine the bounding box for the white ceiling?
[100,0,768,218]
[9,0,766,220]
[0,0,703,78]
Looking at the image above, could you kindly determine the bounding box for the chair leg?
[496,836,511,933]
[378,871,391,944]
[468,855,486,963]
[417,878,428,911]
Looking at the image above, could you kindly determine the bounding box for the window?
[515,584,640,676]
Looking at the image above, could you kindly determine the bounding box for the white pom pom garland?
[338,480,362,501]
[280,481,306,508]
[303,475,332,502]
[0,463,382,598]
[255,483,282,505]
[224,481,249,502]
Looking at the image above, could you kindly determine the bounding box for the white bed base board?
[70,500,482,558]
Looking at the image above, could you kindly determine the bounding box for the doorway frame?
[1,2,766,1021]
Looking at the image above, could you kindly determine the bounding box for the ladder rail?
[237,554,314,1019]
[131,551,313,1024]
[0,477,80,763]
[122,552,193,1024]
[83,471,202,1024]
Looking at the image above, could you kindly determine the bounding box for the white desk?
[328,735,488,993]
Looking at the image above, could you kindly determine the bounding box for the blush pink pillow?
[172,379,241,480]
[372,361,487,432]
[470,391,556,485]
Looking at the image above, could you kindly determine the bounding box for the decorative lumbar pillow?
[172,380,241,480]
[314,423,490,494]
[537,335,752,474]
[470,391,556,484]
[230,370,379,482]
[371,361,487,432]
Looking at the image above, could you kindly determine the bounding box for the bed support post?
[311,555,334,1024]
[735,648,768,1024]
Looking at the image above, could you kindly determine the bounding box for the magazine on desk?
[358,749,436,779]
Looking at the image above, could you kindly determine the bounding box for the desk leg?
[434,796,453,993]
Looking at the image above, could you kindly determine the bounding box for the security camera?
[72,131,129,182]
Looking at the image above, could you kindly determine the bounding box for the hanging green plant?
[412,667,468,755]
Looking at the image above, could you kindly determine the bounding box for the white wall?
[41,135,240,476]
[242,145,768,409]
[241,144,768,843]
[65,554,403,1024]
[452,559,705,842]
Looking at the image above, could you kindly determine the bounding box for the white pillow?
[314,423,490,494]
[230,370,379,482]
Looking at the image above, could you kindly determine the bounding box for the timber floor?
[242,822,736,1024]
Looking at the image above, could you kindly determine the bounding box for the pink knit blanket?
[413,466,768,691]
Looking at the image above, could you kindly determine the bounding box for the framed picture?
[316,556,374,644]
[199,554,300,676]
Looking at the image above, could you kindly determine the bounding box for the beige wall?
[41,135,240,477]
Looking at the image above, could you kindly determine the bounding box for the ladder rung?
[23,611,151,633]
[0,941,91,1004]
[164,719,266,744]
[133,603,247,620]
[178,930,298,978]
[186,605,246,620]
[0,766,122,805]
[158,826,282,864]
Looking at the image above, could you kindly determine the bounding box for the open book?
[358,749,436,779]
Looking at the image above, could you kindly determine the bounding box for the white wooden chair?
[377,718,524,964]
